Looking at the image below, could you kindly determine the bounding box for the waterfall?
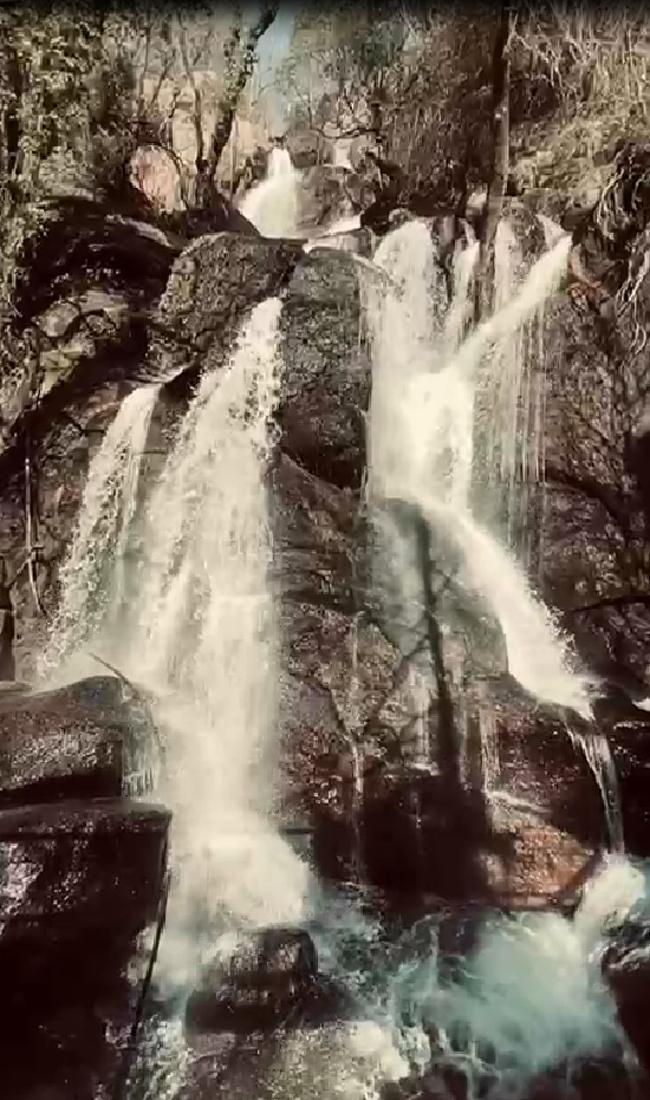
[571,728,625,854]
[114,297,310,988]
[475,218,552,555]
[367,222,587,706]
[46,299,311,995]
[240,146,301,238]
[41,383,160,677]
[304,214,363,253]
[366,219,625,847]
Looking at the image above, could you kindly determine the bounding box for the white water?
[119,298,310,989]
[303,216,363,255]
[45,300,311,995]
[367,220,591,716]
[333,138,354,170]
[42,213,641,1100]
[324,214,361,236]
[240,146,301,238]
[293,856,645,1100]
[40,384,160,674]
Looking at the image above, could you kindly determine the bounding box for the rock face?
[155,232,303,388]
[278,248,370,488]
[0,799,169,1100]
[4,149,650,923]
[0,678,125,805]
[0,675,170,1099]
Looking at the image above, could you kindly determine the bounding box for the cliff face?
[2,146,650,1092]
[5,153,650,862]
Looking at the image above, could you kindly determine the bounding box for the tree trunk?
[195,3,278,209]
[413,514,460,792]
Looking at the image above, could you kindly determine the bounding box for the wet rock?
[156,232,303,389]
[185,928,345,1034]
[0,798,170,1100]
[603,922,650,1072]
[297,164,359,233]
[278,247,370,489]
[0,675,157,806]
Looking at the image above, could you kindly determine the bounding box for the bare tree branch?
[197,2,279,202]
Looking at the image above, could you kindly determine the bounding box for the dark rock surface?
[278,247,370,488]
[0,676,123,805]
[157,232,303,391]
[185,928,344,1035]
[0,797,170,1100]
[603,919,650,1072]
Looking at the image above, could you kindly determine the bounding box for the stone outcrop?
[278,248,370,488]
[0,798,169,1100]
[185,928,344,1035]
[155,232,303,389]
[0,675,159,805]
[0,675,169,1098]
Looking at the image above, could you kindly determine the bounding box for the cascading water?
[121,297,310,989]
[40,209,642,1100]
[45,300,311,1001]
[41,383,160,678]
[240,146,301,238]
[303,856,647,1100]
[365,219,624,852]
[367,223,588,700]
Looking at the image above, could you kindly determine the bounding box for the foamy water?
[240,147,301,237]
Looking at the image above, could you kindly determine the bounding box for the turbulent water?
[45,300,311,997]
[310,857,646,1099]
[240,146,301,237]
[40,383,160,675]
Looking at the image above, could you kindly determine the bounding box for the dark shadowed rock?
[278,248,370,489]
[185,927,345,1035]
[0,798,170,1100]
[603,920,650,1072]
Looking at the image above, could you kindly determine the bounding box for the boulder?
[185,928,344,1034]
[0,798,170,1100]
[0,676,158,805]
[278,247,370,489]
[156,232,303,390]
